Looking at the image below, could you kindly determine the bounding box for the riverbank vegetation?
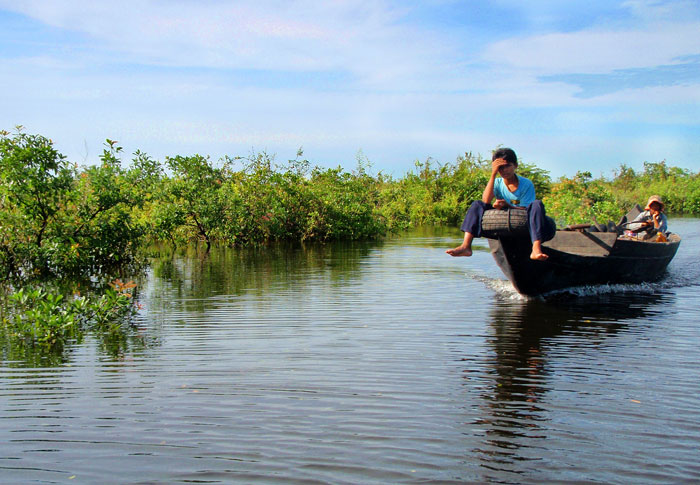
[1,279,140,361]
[3,126,700,350]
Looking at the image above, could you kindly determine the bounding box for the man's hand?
[491,158,509,175]
[493,199,508,210]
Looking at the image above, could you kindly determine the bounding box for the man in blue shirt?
[446,148,555,260]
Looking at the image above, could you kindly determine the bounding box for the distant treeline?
[2,127,699,282]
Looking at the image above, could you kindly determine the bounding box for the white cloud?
[1,0,699,177]
[621,0,700,22]
[484,21,700,74]
[0,0,454,89]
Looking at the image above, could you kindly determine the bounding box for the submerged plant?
[1,279,141,351]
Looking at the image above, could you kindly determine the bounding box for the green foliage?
[0,130,145,281]
[517,162,552,199]
[1,279,139,351]
[0,127,74,277]
[542,160,700,227]
[66,141,145,274]
[627,160,700,215]
[4,127,700,270]
[543,171,622,226]
[147,150,389,247]
[377,153,490,230]
[162,153,228,249]
[303,165,384,240]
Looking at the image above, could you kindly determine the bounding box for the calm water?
[2,219,700,484]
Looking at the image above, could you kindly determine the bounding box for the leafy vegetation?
[5,127,698,275]
[1,279,140,358]
[0,130,145,281]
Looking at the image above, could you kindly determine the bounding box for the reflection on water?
[473,294,666,474]
[0,315,153,369]
[467,289,700,483]
[2,224,700,484]
[150,240,377,299]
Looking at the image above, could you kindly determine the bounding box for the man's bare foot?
[530,240,548,261]
[446,246,473,257]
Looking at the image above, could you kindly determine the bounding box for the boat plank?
[544,231,618,257]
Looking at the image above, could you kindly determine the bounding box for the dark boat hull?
[487,231,681,296]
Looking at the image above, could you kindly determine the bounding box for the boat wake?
[465,258,699,301]
[534,268,700,299]
[469,273,528,300]
[543,281,663,299]
[467,272,666,301]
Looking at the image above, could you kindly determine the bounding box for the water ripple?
[2,227,700,483]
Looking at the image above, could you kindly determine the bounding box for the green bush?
[0,130,145,281]
[1,279,139,350]
[4,127,700,266]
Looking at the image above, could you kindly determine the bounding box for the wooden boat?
[480,207,681,296]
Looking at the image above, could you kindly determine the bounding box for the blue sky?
[1,0,699,178]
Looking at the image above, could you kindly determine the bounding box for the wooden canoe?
[480,209,681,296]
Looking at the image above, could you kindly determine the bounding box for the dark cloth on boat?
[460,200,556,243]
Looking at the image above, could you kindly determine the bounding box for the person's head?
[492,148,518,167]
[645,195,665,213]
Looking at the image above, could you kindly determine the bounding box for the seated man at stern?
[446,147,555,261]
[625,195,669,239]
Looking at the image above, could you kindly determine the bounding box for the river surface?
[2,219,700,484]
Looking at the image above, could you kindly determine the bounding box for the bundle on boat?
[480,208,529,238]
